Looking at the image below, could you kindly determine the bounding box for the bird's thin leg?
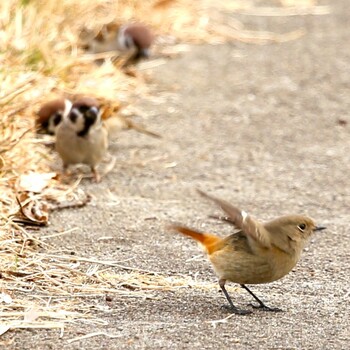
[240,284,282,312]
[61,164,72,180]
[219,279,251,315]
[91,166,101,183]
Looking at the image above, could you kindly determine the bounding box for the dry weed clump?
[0,0,329,337]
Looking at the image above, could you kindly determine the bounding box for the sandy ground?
[3,1,350,349]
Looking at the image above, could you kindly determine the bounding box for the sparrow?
[37,95,160,140]
[85,22,154,63]
[117,23,154,60]
[169,190,326,315]
[36,98,72,135]
[55,97,108,182]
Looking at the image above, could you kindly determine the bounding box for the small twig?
[137,58,167,71]
[49,194,92,212]
[41,227,80,239]
[207,313,235,328]
[1,321,65,330]
[126,119,162,139]
[9,221,50,248]
[0,77,36,104]
[0,127,34,154]
[42,254,159,275]
[66,331,123,344]
[15,196,25,217]
[185,254,204,262]
[6,102,32,118]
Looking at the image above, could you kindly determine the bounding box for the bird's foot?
[91,167,101,183]
[221,305,252,315]
[94,173,101,183]
[248,303,283,312]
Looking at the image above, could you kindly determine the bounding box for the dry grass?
[0,0,328,337]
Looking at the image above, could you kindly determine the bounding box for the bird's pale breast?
[209,244,299,284]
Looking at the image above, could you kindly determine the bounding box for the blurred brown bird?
[55,97,108,182]
[86,22,154,63]
[36,98,72,135]
[118,23,154,60]
[37,95,160,139]
[169,190,326,315]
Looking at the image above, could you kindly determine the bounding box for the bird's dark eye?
[298,223,306,231]
[53,113,62,126]
[69,110,78,123]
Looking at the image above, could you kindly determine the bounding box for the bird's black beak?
[86,106,99,119]
[314,226,327,232]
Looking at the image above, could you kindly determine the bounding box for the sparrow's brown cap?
[37,99,66,124]
[72,97,100,109]
[124,23,154,50]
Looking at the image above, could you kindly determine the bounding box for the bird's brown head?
[265,215,326,255]
[124,24,153,48]
[72,97,100,110]
[120,23,154,59]
[36,99,71,135]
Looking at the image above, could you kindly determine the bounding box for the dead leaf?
[100,101,126,120]
[15,193,49,226]
[0,292,13,304]
[24,308,40,323]
[18,172,56,193]
[0,325,10,337]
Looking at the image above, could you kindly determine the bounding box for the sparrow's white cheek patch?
[241,210,248,222]
[117,26,128,50]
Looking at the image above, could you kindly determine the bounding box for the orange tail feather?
[169,225,222,254]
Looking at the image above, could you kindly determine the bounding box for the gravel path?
[5,1,350,349]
